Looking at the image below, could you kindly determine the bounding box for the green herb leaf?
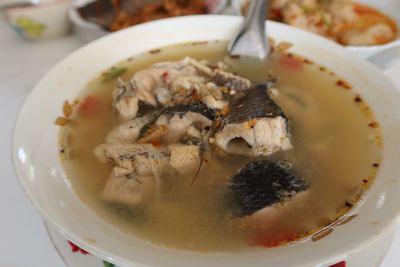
[103,260,115,267]
[320,12,332,27]
[102,67,127,83]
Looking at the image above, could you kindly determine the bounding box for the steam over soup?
[58,41,381,251]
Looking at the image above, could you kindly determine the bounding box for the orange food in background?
[247,0,398,46]
[109,0,207,31]
[335,3,397,45]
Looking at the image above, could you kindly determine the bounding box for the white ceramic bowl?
[12,16,400,267]
[346,0,400,58]
[2,0,71,40]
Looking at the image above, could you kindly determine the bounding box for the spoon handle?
[228,0,269,59]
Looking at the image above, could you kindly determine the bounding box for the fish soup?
[58,41,381,251]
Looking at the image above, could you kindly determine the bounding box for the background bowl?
[68,0,222,43]
[2,0,71,40]
[346,0,400,58]
[12,16,400,267]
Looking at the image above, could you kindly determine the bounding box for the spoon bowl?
[227,0,270,59]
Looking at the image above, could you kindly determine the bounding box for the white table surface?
[1,19,400,267]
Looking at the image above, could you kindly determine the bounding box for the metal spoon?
[227,0,269,59]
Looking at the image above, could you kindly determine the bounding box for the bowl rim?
[68,3,103,31]
[11,15,400,267]
[346,38,400,52]
[68,0,109,30]
[3,0,70,12]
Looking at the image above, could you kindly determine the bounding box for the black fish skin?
[162,102,215,120]
[138,102,214,140]
[226,82,286,125]
[212,69,250,91]
[229,160,309,217]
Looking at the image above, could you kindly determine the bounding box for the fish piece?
[179,132,203,146]
[105,112,160,144]
[102,173,156,207]
[169,144,201,176]
[211,69,251,91]
[112,57,256,119]
[99,144,171,207]
[167,75,206,105]
[169,75,207,91]
[113,79,140,120]
[215,83,292,156]
[103,143,169,177]
[202,95,228,110]
[112,57,213,119]
[229,160,309,217]
[182,57,213,75]
[145,102,214,145]
[137,125,168,145]
[106,101,214,147]
[154,87,172,105]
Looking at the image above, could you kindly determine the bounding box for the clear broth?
[61,41,381,251]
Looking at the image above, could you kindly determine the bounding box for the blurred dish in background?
[248,0,398,47]
[69,0,218,42]
[76,0,207,32]
[2,0,71,40]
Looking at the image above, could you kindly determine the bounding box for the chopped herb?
[102,67,127,83]
[368,122,379,129]
[320,12,332,27]
[345,201,353,208]
[303,58,313,64]
[312,228,333,241]
[276,42,293,53]
[149,49,161,54]
[336,79,351,90]
[354,95,362,103]
[63,100,72,117]
[335,214,357,226]
[191,41,208,46]
[103,261,115,267]
[54,116,69,126]
[300,4,311,15]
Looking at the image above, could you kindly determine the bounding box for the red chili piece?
[79,95,98,117]
[249,231,298,248]
[68,241,90,255]
[279,56,303,71]
[329,261,346,267]
[161,71,169,83]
